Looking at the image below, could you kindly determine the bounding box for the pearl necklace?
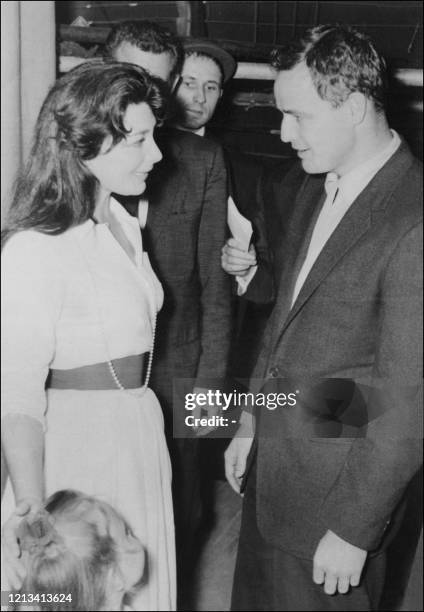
[107,314,156,393]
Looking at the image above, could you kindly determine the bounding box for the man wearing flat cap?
[173,38,237,135]
[174,39,271,379]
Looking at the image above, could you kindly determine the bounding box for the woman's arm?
[1,232,62,588]
[2,414,44,504]
[1,232,62,499]
[2,415,45,589]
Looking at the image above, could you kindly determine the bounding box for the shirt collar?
[335,130,401,203]
[109,196,140,227]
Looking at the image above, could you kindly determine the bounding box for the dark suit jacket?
[139,128,232,413]
[248,140,423,559]
[205,133,274,306]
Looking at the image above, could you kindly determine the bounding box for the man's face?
[175,54,222,131]
[274,62,355,175]
[113,42,175,83]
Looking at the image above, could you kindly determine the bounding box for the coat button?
[268,366,279,378]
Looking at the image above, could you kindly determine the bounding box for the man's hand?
[2,498,42,590]
[221,238,257,277]
[313,529,368,595]
[225,415,254,494]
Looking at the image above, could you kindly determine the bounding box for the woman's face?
[84,102,162,197]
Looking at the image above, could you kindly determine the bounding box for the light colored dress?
[1,199,176,611]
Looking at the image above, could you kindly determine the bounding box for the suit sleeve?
[195,144,232,382]
[320,221,423,551]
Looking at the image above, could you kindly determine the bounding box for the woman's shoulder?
[1,224,93,280]
[2,223,92,258]
[2,229,60,261]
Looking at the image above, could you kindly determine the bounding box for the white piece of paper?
[227,196,253,251]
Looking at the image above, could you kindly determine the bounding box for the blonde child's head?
[18,490,145,611]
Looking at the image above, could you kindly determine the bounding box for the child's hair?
[17,490,134,611]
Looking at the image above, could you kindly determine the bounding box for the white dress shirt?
[291,131,401,307]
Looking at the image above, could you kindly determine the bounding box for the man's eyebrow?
[181,75,220,85]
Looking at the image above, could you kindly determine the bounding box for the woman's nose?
[150,138,163,165]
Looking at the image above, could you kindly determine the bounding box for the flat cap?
[181,38,237,83]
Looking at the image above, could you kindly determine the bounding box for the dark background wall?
[56,1,423,162]
[56,0,423,67]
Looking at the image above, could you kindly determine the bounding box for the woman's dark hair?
[2,59,168,246]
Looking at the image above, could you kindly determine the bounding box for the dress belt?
[48,354,146,390]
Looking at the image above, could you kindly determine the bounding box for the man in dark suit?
[224,25,422,611]
[172,38,273,377]
[105,21,232,591]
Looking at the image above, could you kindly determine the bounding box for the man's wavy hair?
[105,20,183,81]
[270,24,388,111]
[2,60,168,246]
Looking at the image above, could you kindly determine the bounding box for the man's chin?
[300,159,326,175]
[184,121,205,131]
[179,112,207,131]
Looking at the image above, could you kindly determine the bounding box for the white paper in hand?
[227,196,253,251]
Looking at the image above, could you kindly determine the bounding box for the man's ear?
[347,92,367,125]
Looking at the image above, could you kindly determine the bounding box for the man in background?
[105,21,232,598]
[173,38,234,136]
[173,37,261,250]
[174,38,272,375]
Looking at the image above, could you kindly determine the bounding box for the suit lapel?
[265,174,325,359]
[278,140,415,336]
[145,138,188,242]
[285,193,373,328]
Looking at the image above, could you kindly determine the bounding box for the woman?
[1,60,175,610]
